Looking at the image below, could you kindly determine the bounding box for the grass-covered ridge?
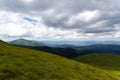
[0,40,119,80]
[74,53,120,80]
[74,53,120,70]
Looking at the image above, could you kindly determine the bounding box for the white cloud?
[66,10,99,26]
[22,0,34,3]
[0,10,119,41]
[0,23,26,36]
[0,11,83,41]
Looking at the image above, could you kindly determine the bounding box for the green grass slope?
[0,41,118,80]
[74,53,120,70]
[74,53,120,79]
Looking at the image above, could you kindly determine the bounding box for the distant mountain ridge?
[8,39,120,58]
[9,39,45,46]
[9,39,120,47]
[74,44,120,55]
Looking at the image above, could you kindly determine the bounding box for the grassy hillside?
[74,53,120,70]
[0,40,119,80]
[74,53,120,79]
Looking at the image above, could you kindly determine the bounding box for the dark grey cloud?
[0,0,97,13]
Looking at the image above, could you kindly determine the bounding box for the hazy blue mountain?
[74,44,120,55]
[9,39,120,47]
[38,40,120,47]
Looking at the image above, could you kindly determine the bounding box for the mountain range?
[9,39,120,47]
[9,39,45,46]
[8,39,120,58]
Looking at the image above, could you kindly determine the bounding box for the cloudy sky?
[0,0,120,41]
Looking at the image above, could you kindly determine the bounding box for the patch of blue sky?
[23,17,37,25]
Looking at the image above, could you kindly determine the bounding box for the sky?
[0,0,120,41]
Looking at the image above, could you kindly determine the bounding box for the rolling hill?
[74,53,120,70]
[74,53,120,79]
[0,40,119,80]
